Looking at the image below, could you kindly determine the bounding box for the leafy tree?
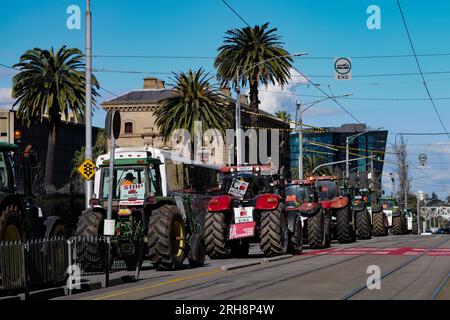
[215,23,293,127]
[155,69,232,149]
[275,111,292,122]
[303,156,331,177]
[12,46,99,190]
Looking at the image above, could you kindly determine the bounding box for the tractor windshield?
[316,180,338,201]
[285,184,315,203]
[101,166,156,199]
[380,198,396,209]
[0,152,12,192]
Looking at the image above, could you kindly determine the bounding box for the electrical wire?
[396,0,450,138]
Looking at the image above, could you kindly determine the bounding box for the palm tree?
[275,111,291,122]
[215,22,293,127]
[303,156,331,177]
[155,69,232,157]
[12,46,99,190]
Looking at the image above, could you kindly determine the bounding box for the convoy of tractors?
[0,142,420,277]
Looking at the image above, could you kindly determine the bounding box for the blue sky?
[0,0,449,198]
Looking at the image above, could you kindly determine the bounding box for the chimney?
[220,87,231,97]
[143,77,165,89]
[240,94,248,106]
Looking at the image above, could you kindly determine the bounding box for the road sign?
[105,110,121,139]
[418,154,427,166]
[335,57,352,80]
[77,158,96,181]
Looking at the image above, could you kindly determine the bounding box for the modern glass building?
[290,124,388,188]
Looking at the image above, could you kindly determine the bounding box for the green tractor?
[75,148,205,271]
[0,142,64,242]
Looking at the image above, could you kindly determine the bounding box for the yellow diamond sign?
[78,159,96,181]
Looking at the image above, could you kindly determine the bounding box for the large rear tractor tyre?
[356,208,372,240]
[372,211,387,237]
[0,205,23,241]
[392,216,404,235]
[0,205,24,290]
[288,216,303,254]
[148,205,186,271]
[307,210,328,249]
[259,206,289,257]
[336,206,355,243]
[75,209,105,270]
[205,211,229,259]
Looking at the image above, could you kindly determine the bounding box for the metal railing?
[0,238,68,297]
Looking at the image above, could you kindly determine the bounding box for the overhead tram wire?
[220,0,362,124]
[396,0,450,138]
[91,52,450,60]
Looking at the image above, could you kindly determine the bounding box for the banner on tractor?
[234,207,254,223]
[229,222,256,240]
[120,183,145,202]
[228,179,249,200]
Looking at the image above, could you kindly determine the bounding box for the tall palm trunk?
[44,121,57,190]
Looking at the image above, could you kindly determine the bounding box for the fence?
[0,236,143,298]
[0,238,68,297]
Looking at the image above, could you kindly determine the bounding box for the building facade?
[290,124,388,188]
[0,109,99,190]
[102,77,291,173]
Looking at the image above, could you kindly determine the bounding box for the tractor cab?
[379,196,398,226]
[92,149,163,212]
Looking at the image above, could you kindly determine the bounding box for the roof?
[102,89,176,105]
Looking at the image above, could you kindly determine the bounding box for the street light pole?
[235,68,242,165]
[85,0,93,209]
[296,100,303,179]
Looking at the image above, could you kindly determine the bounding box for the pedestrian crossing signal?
[77,159,96,181]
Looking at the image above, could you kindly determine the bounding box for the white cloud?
[0,87,15,109]
[254,68,308,114]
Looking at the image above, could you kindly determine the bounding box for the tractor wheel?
[75,209,105,270]
[0,205,23,241]
[148,205,186,271]
[392,216,404,235]
[188,234,206,268]
[204,211,229,259]
[356,208,371,240]
[259,206,289,257]
[288,215,303,254]
[336,206,355,243]
[230,240,250,258]
[0,205,24,290]
[307,210,327,249]
[372,210,387,237]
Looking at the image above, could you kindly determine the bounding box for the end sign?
[335,57,352,80]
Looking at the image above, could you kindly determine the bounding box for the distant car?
[435,228,450,234]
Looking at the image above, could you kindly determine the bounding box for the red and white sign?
[229,222,255,240]
[228,180,249,200]
[120,183,145,201]
[234,207,254,223]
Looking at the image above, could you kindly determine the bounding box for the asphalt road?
[57,234,450,300]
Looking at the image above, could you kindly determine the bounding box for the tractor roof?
[287,179,314,186]
[220,164,272,174]
[99,158,161,167]
[0,142,18,151]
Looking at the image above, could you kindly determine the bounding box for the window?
[124,122,133,134]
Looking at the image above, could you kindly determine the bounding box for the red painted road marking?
[304,247,450,257]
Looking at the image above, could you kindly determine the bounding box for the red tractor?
[284,176,356,248]
[205,165,302,258]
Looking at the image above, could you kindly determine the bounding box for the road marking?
[92,269,223,300]
[304,247,450,257]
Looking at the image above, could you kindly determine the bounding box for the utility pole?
[296,100,303,179]
[85,0,93,209]
[404,178,408,210]
[345,137,350,181]
[235,68,242,166]
[370,152,376,205]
